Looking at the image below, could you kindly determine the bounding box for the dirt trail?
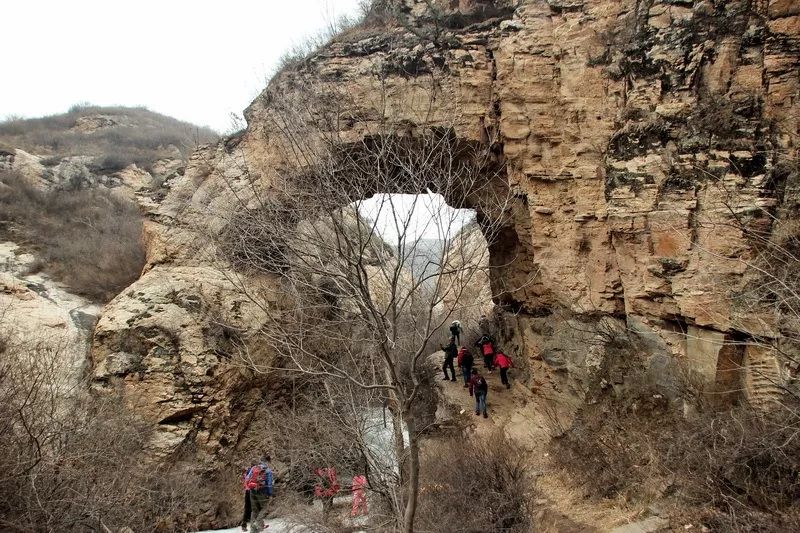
[430,353,642,532]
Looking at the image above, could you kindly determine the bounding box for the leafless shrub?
[552,374,800,530]
[0,331,212,532]
[226,366,413,530]
[241,380,368,497]
[552,379,673,502]
[415,431,533,533]
[273,5,375,73]
[0,170,145,301]
[539,398,570,438]
[212,74,514,532]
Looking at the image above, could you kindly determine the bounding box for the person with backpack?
[314,466,340,518]
[457,346,474,388]
[494,349,514,389]
[243,455,274,532]
[440,340,458,382]
[478,314,491,334]
[475,334,496,371]
[449,320,462,344]
[469,368,489,418]
[239,462,256,531]
[350,473,368,517]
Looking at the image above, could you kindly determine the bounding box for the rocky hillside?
[0,105,217,207]
[11,1,794,530]
[0,106,219,292]
[438,222,494,327]
[0,105,219,456]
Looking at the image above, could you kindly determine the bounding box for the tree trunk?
[401,413,419,533]
[389,399,407,521]
[382,374,406,470]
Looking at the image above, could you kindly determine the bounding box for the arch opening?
[354,191,493,326]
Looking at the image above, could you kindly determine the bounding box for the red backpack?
[245,465,267,490]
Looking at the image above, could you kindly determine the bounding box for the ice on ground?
[197,516,366,533]
[362,407,408,484]
[195,518,312,533]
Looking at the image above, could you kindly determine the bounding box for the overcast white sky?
[358,194,475,243]
[0,0,363,132]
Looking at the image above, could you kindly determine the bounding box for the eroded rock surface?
[0,241,100,393]
[91,265,272,458]
[238,0,798,401]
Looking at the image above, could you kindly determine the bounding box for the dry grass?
[0,334,214,532]
[0,170,145,302]
[552,383,800,531]
[415,432,534,533]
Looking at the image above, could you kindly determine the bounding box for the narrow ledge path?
[428,351,663,533]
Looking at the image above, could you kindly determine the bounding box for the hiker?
[468,368,489,418]
[243,455,274,532]
[351,474,368,517]
[239,462,256,531]
[478,314,490,334]
[449,320,462,345]
[495,349,514,389]
[314,466,340,517]
[475,334,496,371]
[457,345,474,388]
[440,340,458,382]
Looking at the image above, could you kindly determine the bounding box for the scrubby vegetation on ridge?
[0,170,145,302]
[0,104,218,172]
[0,104,217,302]
[268,0,515,76]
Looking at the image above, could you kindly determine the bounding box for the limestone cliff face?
[246,0,797,399]
[0,111,190,419]
[88,0,798,518]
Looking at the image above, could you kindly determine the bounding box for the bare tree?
[212,75,513,531]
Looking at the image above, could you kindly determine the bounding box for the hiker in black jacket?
[449,320,462,344]
[440,340,458,382]
[457,346,474,388]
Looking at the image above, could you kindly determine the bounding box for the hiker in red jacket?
[314,467,340,517]
[351,474,368,517]
[475,334,496,371]
[243,455,274,532]
[494,349,514,389]
[468,368,489,418]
